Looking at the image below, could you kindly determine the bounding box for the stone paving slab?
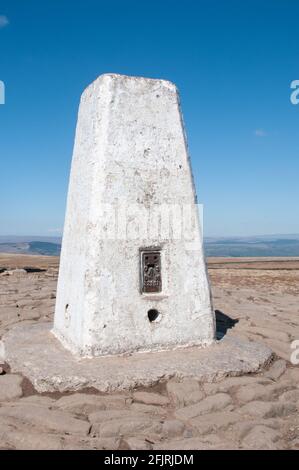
[2,322,273,393]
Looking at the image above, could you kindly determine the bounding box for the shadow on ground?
[215,309,239,340]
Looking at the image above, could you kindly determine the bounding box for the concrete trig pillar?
[53,73,215,356]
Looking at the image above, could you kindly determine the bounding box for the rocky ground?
[0,254,298,450]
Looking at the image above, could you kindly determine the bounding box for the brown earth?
[0,254,298,450]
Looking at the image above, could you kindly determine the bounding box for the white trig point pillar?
[53,73,215,357]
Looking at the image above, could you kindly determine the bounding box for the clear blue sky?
[0,0,298,237]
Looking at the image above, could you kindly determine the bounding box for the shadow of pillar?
[215,309,239,340]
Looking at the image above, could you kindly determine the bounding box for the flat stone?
[93,438,120,450]
[279,389,299,402]
[0,374,23,402]
[175,393,232,420]
[0,307,22,326]
[15,299,42,309]
[6,269,27,277]
[166,379,204,406]
[231,418,280,441]
[59,437,97,450]
[266,380,296,399]
[0,429,63,450]
[124,437,153,450]
[53,393,128,415]
[241,425,281,450]
[239,400,296,419]
[281,367,299,383]
[189,411,241,435]
[0,404,91,436]
[133,391,169,406]
[265,360,287,381]
[154,435,238,450]
[91,416,163,438]
[2,323,273,393]
[130,403,167,416]
[16,396,55,407]
[235,383,278,404]
[263,339,291,362]
[203,375,271,395]
[247,327,290,343]
[162,420,185,438]
[54,436,120,450]
[89,409,132,424]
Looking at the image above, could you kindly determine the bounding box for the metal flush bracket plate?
[140,249,162,293]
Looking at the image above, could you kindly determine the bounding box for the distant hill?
[0,235,299,257]
[28,241,61,256]
[0,237,61,256]
[204,235,299,257]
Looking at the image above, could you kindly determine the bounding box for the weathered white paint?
[53,73,215,357]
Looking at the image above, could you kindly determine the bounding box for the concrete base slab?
[2,323,273,393]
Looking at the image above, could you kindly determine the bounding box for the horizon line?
[1,233,299,240]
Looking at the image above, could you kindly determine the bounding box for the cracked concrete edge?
[2,323,274,393]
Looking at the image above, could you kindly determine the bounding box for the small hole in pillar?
[148,309,160,323]
[64,303,70,326]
